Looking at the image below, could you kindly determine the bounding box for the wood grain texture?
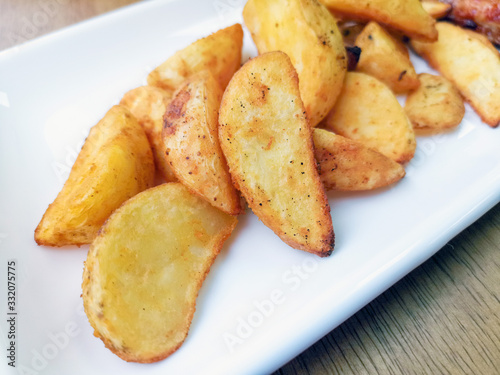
[2,1,499,374]
[0,0,137,50]
[275,203,500,375]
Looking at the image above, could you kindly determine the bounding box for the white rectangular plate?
[1,1,499,374]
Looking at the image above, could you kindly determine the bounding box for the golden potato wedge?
[243,0,347,127]
[120,86,176,182]
[35,106,154,247]
[462,28,500,55]
[355,22,420,93]
[313,128,405,191]
[163,72,241,215]
[338,21,365,47]
[421,1,452,19]
[323,72,416,163]
[82,183,237,363]
[405,73,465,130]
[411,22,500,127]
[147,24,243,93]
[320,0,438,41]
[219,51,334,257]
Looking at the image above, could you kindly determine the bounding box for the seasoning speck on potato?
[219,51,335,257]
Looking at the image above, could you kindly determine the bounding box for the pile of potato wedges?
[34,0,499,364]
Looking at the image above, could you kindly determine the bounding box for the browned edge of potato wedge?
[243,0,347,127]
[405,73,465,130]
[319,0,438,42]
[120,86,177,182]
[219,51,334,257]
[163,71,242,215]
[421,1,452,19]
[147,24,243,93]
[82,183,238,363]
[313,128,405,191]
[411,22,500,127]
[323,72,416,163]
[355,21,420,93]
[35,105,154,247]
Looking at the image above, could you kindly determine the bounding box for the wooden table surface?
[2,1,499,374]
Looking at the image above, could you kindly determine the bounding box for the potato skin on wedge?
[163,72,242,215]
[219,51,334,257]
[411,22,500,127]
[355,22,420,94]
[120,86,177,182]
[405,73,465,130]
[319,0,438,42]
[313,129,405,191]
[148,24,243,93]
[35,105,154,247]
[323,72,416,164]
[421,1,451,19]
[243,0,347,127]
[82,183,237,363]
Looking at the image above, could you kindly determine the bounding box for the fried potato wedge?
[82,183,237,363]
[355,22,420,93]
[219,51,334,256]
[462,29,500,55]
[411,22,500,127]
[35,106,154,247]
[120,86,176,182]
[243,0,347,127]
[320,0,438,41]
[405,73,465,130]
[313,128,405,191]
[163,72,241,215]
[147,24,243,93]
[323,72,416,163]
[421,1,452,19]
[338,21,365,47]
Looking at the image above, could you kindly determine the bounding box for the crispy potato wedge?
[421,1,452,19]
[35,106,154,247]
[147,24,243,93]
[405,73,465,130]
[163,72,241,215]
[313,128,405,191]
[243,0,347,127]
[82,183,237,363]
[355,22,420,93]
[411,22,500,127]
[338,21,365,47]
[120,86,176,182]
[219,51,334,256]
[337,21,364,70]
[320,0,438,41]
[462,28,500,55]
[323,72,416,163]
